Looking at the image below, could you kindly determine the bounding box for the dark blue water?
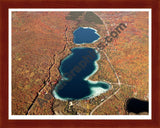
[73,27,100,44]
[126,98,149,114]
[53,47,110,100]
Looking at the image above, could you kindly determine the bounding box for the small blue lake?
[53,47,110,100]
[73,27,100,44]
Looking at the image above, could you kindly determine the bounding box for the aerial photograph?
[10,9,150,117]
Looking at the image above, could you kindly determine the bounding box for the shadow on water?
[125,98,149,114]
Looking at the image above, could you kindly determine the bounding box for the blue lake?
[53,47,110,100]
[73,27,100,44]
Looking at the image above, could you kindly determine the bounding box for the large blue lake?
[53,48,110,100]
[53,27,110,100]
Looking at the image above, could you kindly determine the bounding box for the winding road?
[90,15,121,115]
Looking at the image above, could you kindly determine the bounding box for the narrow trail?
[26,54,55,115]
[26,26,69,115]
[25,93,39,115]
[90,15,121,115]
[90,88,121,115]
[90,50,121,115]
[65,26,68,44]
[90,49,122,115]
[89,82,135,115]
[96,14,109,35]
[96,13,116,50]
[102,50,121,87]
[58,26,68,55]
[90,48,135,115]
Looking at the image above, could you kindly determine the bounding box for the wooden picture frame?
[0,0,159,128]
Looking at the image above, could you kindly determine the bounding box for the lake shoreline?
[53,47,111,101]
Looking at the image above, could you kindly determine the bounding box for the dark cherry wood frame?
[0,0,159,128]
